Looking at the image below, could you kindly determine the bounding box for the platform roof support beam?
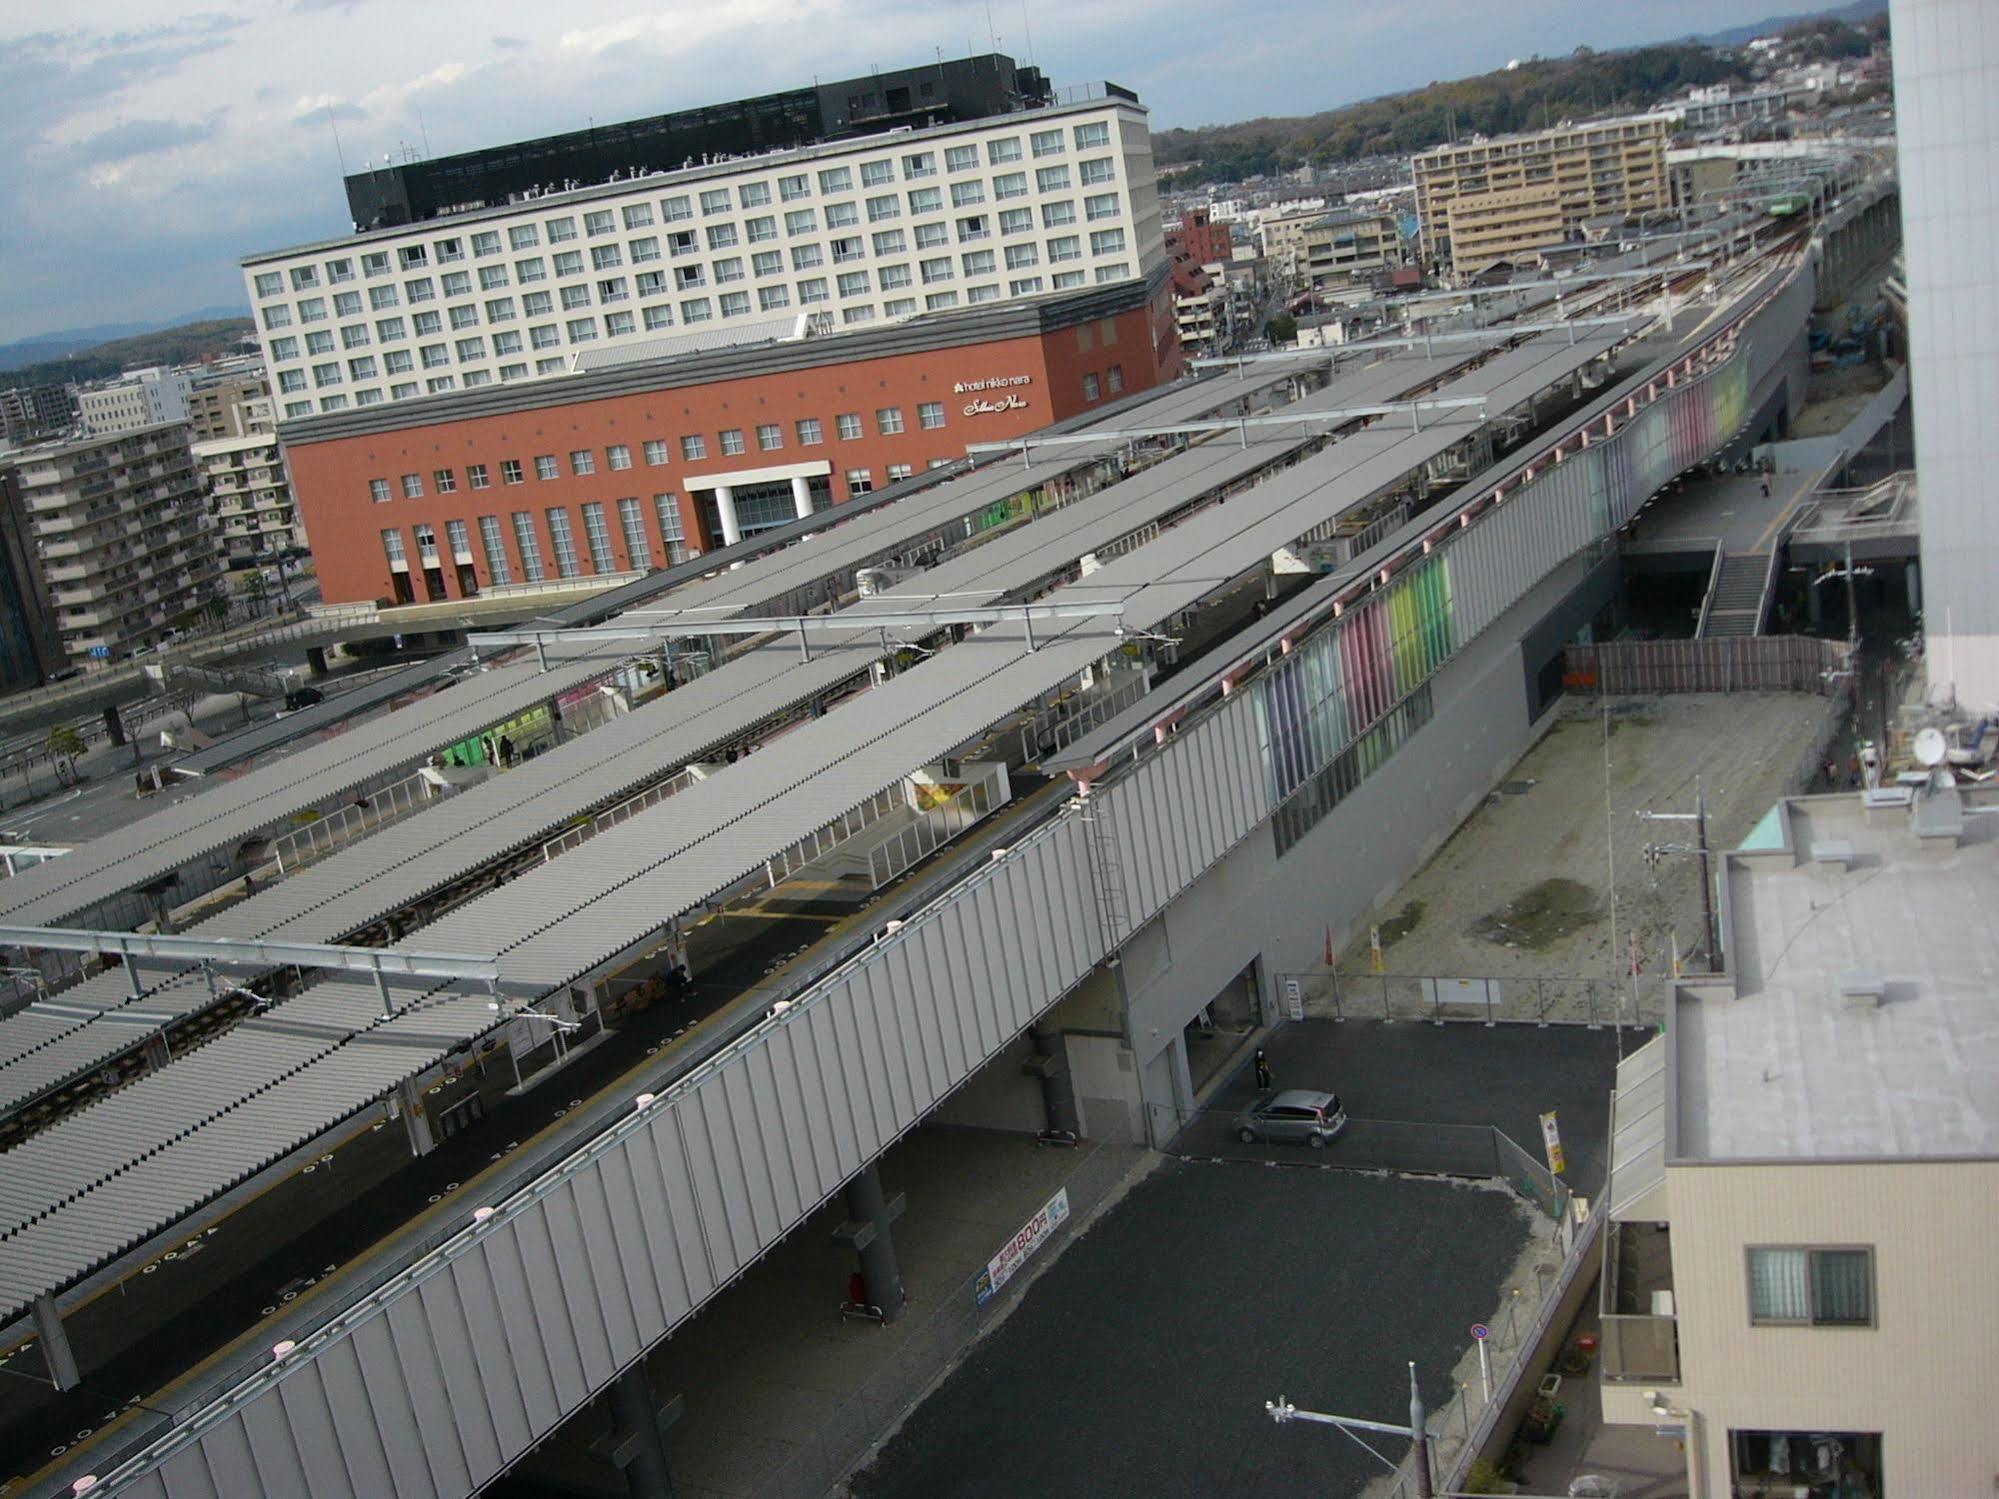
[0,924,527,992]
[1187,315,1642,370]
[964,399,1492,455]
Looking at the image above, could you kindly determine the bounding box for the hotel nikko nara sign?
[955,374,1033,416]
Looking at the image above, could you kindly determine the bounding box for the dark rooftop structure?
[344,53,1056,230]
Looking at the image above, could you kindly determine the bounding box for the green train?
[1766,193,1813,218]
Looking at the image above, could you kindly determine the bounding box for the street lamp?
[1266,1360,1436,1497]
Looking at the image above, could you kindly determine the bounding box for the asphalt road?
[847,1156,1533,1499]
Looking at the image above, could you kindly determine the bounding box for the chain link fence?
[1277,969,1672,1029]
[752,1139,1146,1499]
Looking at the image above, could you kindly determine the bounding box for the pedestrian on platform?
[1254,1049,1272,1091]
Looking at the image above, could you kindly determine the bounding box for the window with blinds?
[1747,1247,1872,1326]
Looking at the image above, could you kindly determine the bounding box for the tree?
[1263,313,1298,346]
[46,724,86,785]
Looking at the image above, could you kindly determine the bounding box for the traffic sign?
[1470,1323,1489,1342]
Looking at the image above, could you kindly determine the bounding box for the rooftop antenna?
[984,0,999,54]
[1020,0,1037,65]
[416,107,433,158]
[326,110,349,176]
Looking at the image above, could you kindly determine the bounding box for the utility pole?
[1638,778,1720,974]
[1266,1361,1433,1497]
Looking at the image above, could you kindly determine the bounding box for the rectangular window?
[570,449,596,477]
[590,244,623,270]
[270,335,300,360]
[867,194,901,223]
[950,180,985,208]
[486,297,517,323]
[712,258,744,284]
[1042,200,1077,228]
[368,284,401,311]
[622,202,655,230]
[919,257,952,285]
[545,507,581,577]
[752,249,783,278]
[419,343,450,369]
[580,501,615,574]
[884,296,918,317]
[661,194,692,222]
[718,427,746,456]
[871,228,907,257]
[744,216,778,244]
[795,417,823,446]
[501,459,524,484]
[837,270,871,298]
[254,270,284,297]
[824,201,859,229]
[454,336,486,361]
[1090,228,1127,256]
[1036,165,1072,193]
[434,468,457,494]
[1093,262,1130,284]
[879,264,912,290]
[1048,234,1082,262]
[1031,129,1064,158]
[945,144,980,173]
[993,171,1029,201]
[818,166,853,194]
[908,186,943,215]
[546,216,577,242]
[535,454,558,481]
[400,472,424,499]
[902,151,936,179]
[797,277,829,303]
[291,264,320,290]
[999,207,1034,236]
[831,236,865,264]
[298,297,328,323]
[341,324,371,349]
[479,264,510,290]
[333,290,363,317]
[757,285,791,312]
[441,271,472,298]
[554,251,585,278]
[362,250,392,277]
[680,434,707,461]
[1052,270,1086,289]
[836,412,862,440]
[1085,192,1121,222]
[653,494,688,563]
[1005,243,1040,270]
[737,181,771,209]
[914,221,949,249]
[784,208,818,236]
[529,323,560,349]
[962,249,996,276]
[380,527,405,565]
[446,519,472,561]
[643,438,669,466]
[606,443,632,471]
[922,291,958,312]
[368,477,391,503]
[860,159,894,188]
[630,236,661,262]
[384,349,414,375]
[467,463,490,489]
[957,215,990,243]
[875,406,904,436]
[1083,372,1101,401]
[1748,1248,1873,1326]
[756,422,783,452]
[1106,363,1124,394]
[616,496,652,569]
[718,291,750,318]
[791,243,825,270]
[1073,121,1112,149]
[918,400,945,430]
[509,224,541,251]
[706,224,738,251]
[845,468,873,495]
[988,137,1023,165]
[516,257,547,283]
[511,512,547,581]
[1079,157,1116,186]
[566,317,599,342]
[887,463,913,481]
[435,238,464,265]
[412,310,443,337]
[636,270,667,298]
[479,516,513,583]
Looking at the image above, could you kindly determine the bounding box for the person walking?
[497,734,516,768]
[1253,1049,1272,1092]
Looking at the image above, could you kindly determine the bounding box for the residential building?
[241,59,1163,418]
[1257,203,1332,283]
[1653,86,1803,133]
[6,424,221,667]
[1168,258,1222,356]
[1171,206,1231,267]
[1414,115,1670,278]
[187,362,275,441]
[278,274,1180,608]
[0,384,78,446]
[193,432,303,576]
[1299,205,1402,287]
[76,366,196,436]
[0,467,62,693]
[1598,787,1999,1497]
[1894,0,1999,708]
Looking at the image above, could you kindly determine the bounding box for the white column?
[713,484,742,546]
[790,474,814,520]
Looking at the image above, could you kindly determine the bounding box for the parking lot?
[848,1022,1620,1498]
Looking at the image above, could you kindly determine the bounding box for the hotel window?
[522,291,554,317]
[957,215,991,243]
[529,323,560,349]
[871,228,907,256]
[867,194,901,223]
[1090,228,1127,256]
[837,271,870,298]
[713,257,744,284]
[653,494,688,563]
[1079,157,1117,185]
[1036,165,1072,193]
[795,417,823,445]
[435,238,464,265]
[756,422,782,452]
[546,216,577,242]
[400,473,424,499]
[534,454,558,480]
[406,278,436,303]
[580,501,615,573]
[369,284,401,311]
[511,512,547,580]
[1009,276,1044,296]
[797,277,829,303]
[441,271,472,298]
[566,317,599,342]
[380,527,405,565]
[478,265,510,291]
[509,224,540,250]
[667,229,698,257]
[622,202,654,230]
[878,264,912,290]
[1005,243,1040,270]
[661,194,692,222]
[1085,192,1121,221]
[825,201,859,229]
[919,257,952,285]
[310,362,342,388]
[590,244,623,271]
[333,290,363,317]
[875,406,904,436]
[908,187,942,215]
[254,271,284,297]
[384,349,414,374]
[962,249,996,276]
[299,297,328,323]
[467,463,490,489]
[500,362,529,380]
[501,459,524,484]
[399,246,428,271]
[1073,121,1112,149]
[818,166,853,194]
[362,250,392,277]
[945,144,980,173]
[486,297,517,323]
[791,244,825,271]
[570,449,596,477]
[846,468,874,494]
[340,324,371,350]
[757,286,790,312]
[617,496,652,568]
[599,278,629,304]
[836,412,862,440]
[412,310,443,337]
[390,382,419,399]
[860,159,894,187]
[745,216,778,243]
[987,136,1022,164]
[630,236,661,263]
[285,399,313,416]
[950,181,985,208]
[675,265,706,290]
[1048,235,1082,263]
[719,291,751,318]
[463,370,493,388]
[419,343,450,369]
[914,222,949,249]
[1083,372,1101,401]
[1748,1248,1874,1326]
[291,265,320,290]
[884,296,918,318]
[1093,262,1130,284]
[479,515,513,583]
[1042,201,1077,228]
[449,304,480,329]
[545,508,581,577]
[1031,128,1064,158]
[699,188,731,215]
[1052,270,1085,289]
[738,181,771,209]
[902,151,936,180]
[719,428,746,456]
[680,434,706,461]
[999,208,1034,236]
[636,271,667,297]
[993,171,1028,201]
[778,173,810,201]
[553,251,584,278]
[918,401,946,430]
[434,468,458,493]
[831,236,864,263]
[368,477,391,503]
[923,291,958,311]
[752,250,783,278]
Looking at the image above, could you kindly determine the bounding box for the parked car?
[1232,1088,1348,1149]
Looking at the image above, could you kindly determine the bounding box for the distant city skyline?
[3,1,1804,343]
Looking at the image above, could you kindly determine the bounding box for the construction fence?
[1275,968,1672,1030]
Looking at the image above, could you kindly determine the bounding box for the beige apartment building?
[1415,115,1669,278]
[192,432,303,577]
[1598,787,1999,1498]
[5,424,222,667]
[187,366,274,442]
[1299,205,1402,287]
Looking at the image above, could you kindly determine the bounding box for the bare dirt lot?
[1336,693,1838,996]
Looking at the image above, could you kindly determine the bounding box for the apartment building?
[0,468,62,693]
[1299,206,1403,287]
[241,63,1162,420]
[1414,115,1669,278]
[1598,788,1999,1497]
[192,432,303,575]
[5,425,222,666]
[76,365,197,436]
[0,384,77,446]
[1257,203,1331,283]
[187,363,275,442]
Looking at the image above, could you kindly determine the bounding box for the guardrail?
[863,764,1008,890]
[269,770,433,875]
[541,766,702,863]
[1275,969,1671,1029]
[1563,635,1852,696]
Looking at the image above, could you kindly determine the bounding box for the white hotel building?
[242,92,1162,421]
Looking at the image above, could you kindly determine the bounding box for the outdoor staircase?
[1698,552,1773,638]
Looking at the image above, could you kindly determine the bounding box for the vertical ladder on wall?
[1081,797,1130,950]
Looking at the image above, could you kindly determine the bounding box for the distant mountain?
[0,318,256,391]
[0,306,251,374]
[1696,0,1888,49]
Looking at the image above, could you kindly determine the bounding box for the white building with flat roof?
[241,97,1162,422]
[77,366,195,436]
[1598,785,1999,1498]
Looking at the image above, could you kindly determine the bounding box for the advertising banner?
[974,1187,1071,1306]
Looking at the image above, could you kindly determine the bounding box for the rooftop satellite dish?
[1914,727,1948,769]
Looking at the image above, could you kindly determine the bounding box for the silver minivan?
[1231,1088,1348,1148]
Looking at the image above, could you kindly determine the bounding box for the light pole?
[1638,778,1720,973]
[1266,1360,1434,1498]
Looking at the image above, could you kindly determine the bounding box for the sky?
[0,0,1786,345]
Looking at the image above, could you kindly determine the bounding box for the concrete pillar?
[102,704,127,747]
[305,646,330,679]
[713,485,742,547]
[789,474,814,520]
[591,1367,684,1499]
[832,1163,907,1322]
[396,1076,435,1157]
[142,1032,172,1072]
[31,1294,80,1392]
[1022,1024,1081,1139]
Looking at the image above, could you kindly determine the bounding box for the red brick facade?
[284,287,1182,607]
